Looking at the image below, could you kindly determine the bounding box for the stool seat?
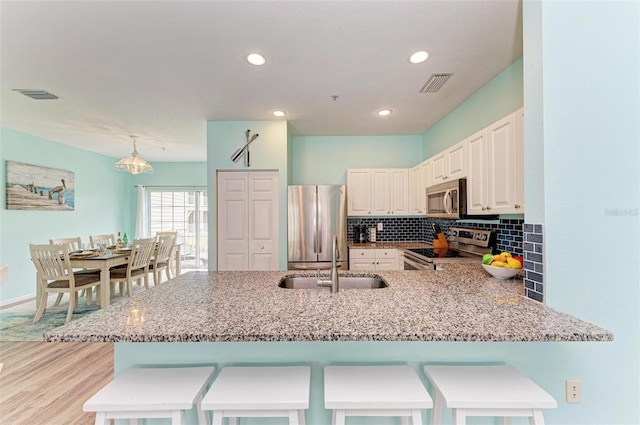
[202,366,310,425]
[84,366,215,425]
[423,365,557,425]
[324,365,432,425]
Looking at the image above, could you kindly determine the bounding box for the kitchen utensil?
[432,223,448,249]
[231,131,260,162]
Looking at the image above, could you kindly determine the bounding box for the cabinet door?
[487,113,518,214]
[396,249,405,270]
[217,172,249,270]
[514,108,525,213]
[370,169,390,215]
[410,165,423,214]
[466,129,489,215]
[389,169,409,215]
[347,169,371,215]
[447,141,467,180]
[375,258,397,270]
[248,172,279,270]
[431,152,447,183]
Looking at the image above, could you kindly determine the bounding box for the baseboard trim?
[0,294,36,309]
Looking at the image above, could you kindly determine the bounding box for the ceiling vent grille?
[13,89,59,100]
[419,73,453,93]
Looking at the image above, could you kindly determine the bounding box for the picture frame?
[5,161,75,211]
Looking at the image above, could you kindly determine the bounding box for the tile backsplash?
[347,217,524,256]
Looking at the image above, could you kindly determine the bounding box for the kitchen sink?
[278,275,388,290]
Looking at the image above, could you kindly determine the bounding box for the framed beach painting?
[5,161,75,211]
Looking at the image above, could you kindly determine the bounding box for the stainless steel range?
[403,227,497,270]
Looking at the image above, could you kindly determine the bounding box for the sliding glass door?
[148,189,208,270]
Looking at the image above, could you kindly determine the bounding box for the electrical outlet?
[566,379,582,403]
[377,223,383,231]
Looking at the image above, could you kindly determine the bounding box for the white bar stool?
[423,365,557,425]
[324,365,432,425]
[83,366,215,425]
[201,366,311,425]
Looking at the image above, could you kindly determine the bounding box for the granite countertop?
[44,264,613,343]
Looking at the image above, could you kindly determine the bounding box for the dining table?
[36,244,182,309]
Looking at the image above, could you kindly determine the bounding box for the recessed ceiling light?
[377,109,393,117]
[246,53,266,66]
[272,110,286,117]
[409,50,430,64]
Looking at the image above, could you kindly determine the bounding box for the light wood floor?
[0,341,113,425]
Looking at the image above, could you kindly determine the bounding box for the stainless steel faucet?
[317,235,339,293]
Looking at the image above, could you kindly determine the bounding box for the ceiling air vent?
[419,73,453,93]
[13,89,59,100]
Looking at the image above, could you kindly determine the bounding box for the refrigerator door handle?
[317,191,323,254]
[313,190,318,254]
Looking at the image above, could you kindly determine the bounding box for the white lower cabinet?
[349,248,398,270]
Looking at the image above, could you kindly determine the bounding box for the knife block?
[433,233,448,249]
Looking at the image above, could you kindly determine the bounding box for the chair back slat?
[90,234,116,248]
[30,244,71,280]
[50,237,82,253]
[154,234,176,263]
[129,238,156,270]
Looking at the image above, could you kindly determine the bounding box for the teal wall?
[115,2,639,425]
[422,57,524,158]
[0,128,130,302]
[206,120,289,270]
[291,135,423,185]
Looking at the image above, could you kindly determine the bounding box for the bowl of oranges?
[481,252,523,280]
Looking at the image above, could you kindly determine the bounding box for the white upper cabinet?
[410,160,432,215]
[430,140,467,184]
[347,168,409,216]
[347,169,372,216]
[466,109,524,215]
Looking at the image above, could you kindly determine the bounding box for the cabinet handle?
[360,252,364,256]
[260,245,265,250]
[482,207,487,211]
[486,206,492,210]
[515,204,521,209]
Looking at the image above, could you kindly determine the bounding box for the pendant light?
[114,135,154,174]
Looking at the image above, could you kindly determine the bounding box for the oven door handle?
[404,255,433,271]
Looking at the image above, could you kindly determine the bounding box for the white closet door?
[217,172,249,270]
[248,171,279,270]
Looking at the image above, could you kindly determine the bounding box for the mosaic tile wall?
[348,217,524,256]
[523,223,544,302]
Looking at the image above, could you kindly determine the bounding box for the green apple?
[482,253,494,265]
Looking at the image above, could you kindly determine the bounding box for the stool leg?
[94,412,107,425]
[500,417,512,425]
[431,389,444,425]
[331,410,336,425]
[298,409,306,425]
[401,417,409,425]
[530,410,545,425]
[212,411,223,425]
[229,417,238,425]
[129,419,140,425]
[195,398,206,425]
[289,410,299,425]
[335,409,346,425]
[411,409,422,425]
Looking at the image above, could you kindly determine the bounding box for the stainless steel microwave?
[426,178,468,219]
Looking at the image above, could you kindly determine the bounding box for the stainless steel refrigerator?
[287,185,348,270]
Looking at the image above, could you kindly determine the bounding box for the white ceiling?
[0,0,523,162]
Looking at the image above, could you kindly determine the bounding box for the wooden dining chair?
[109,238,156,297]
[155,231,179,276]
[50,237,83,253]
[90,234,116,248]
[149,234,176,285]
[30,244,102,323]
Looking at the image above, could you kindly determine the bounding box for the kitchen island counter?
[44,265,612,343]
